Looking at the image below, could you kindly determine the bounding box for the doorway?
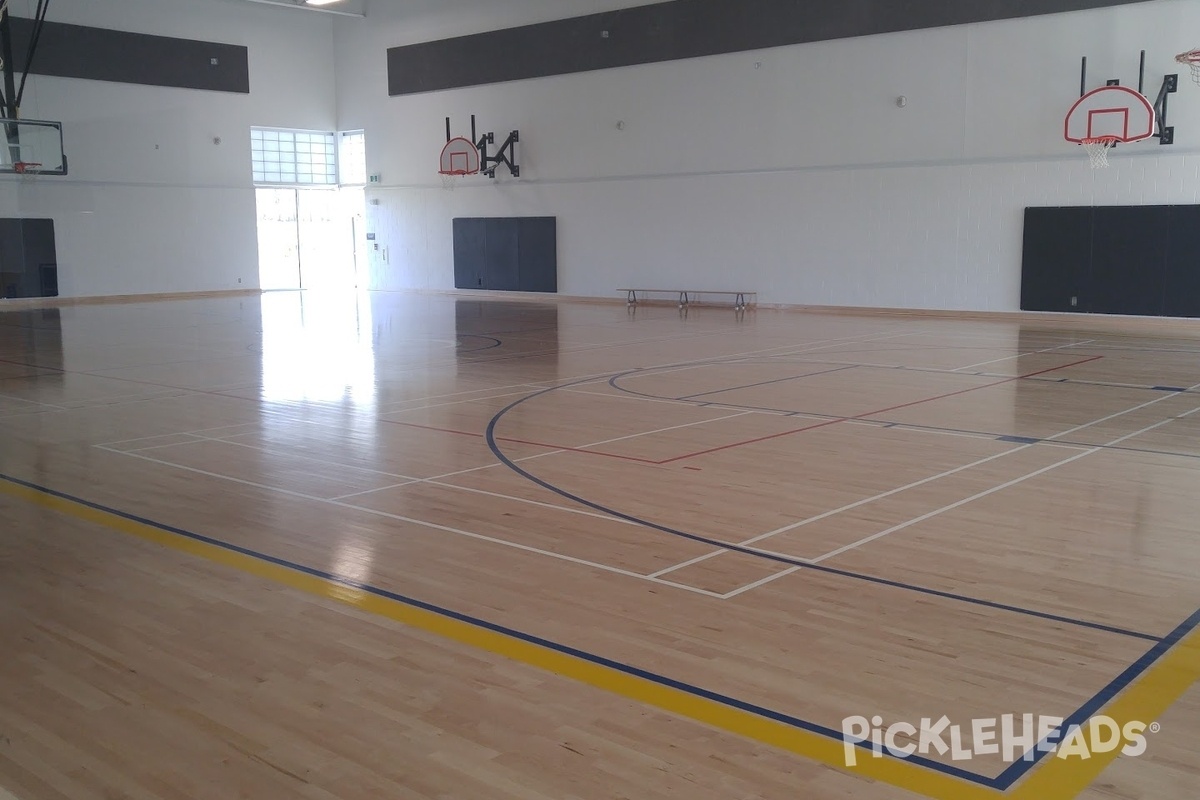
[255,188,360,290]
[252,128,368,292]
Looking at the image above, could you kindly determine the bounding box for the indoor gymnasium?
[2,1,1200,798]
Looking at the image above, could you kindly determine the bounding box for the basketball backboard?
[439,136,480,176]
[1064,85,1155,144]
[0,119,68,175]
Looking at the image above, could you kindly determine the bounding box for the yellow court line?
[3,475,1197,800]
[1009,626,1200,799]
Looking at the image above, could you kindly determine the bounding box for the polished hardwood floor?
[1,291,1198,799]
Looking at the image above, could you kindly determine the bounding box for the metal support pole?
[1,7,19,118]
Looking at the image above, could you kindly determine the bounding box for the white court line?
[377,380,547,405]
[950,339,1095,373]
[188,434,421,482]
[99,422,264,447]
[808,397,1200,564]
[560,334,932,415]
[651,385,1199,589]
[88,328,934,597]
[860,423,1000,441]
[721,566,803,599]
[370,329,908,416]
[744,386,1190,547]
[879,423,1089,448]
[327,480,418,501]
[759,340,1094,377]
[101,327,922,447]
[102,409,753,593]
[532,410,754,451]
[375,386,548,415]
[329,411,752,502]
[421,480,641,526]
[117,435,211,453]
[560,386,752,412]
[0,392,68,411]
[98,445,727,600]
[646,550,726,578]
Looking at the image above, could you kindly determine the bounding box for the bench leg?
[679,291,689,309]
[627,290,637,305]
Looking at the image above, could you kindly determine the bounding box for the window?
[338,131,366,185]
[251,128,337,186]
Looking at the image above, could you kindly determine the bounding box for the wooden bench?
[620,289,756,311]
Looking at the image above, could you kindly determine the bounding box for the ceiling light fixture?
[241,0,363,16]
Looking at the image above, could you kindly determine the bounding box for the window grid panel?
[251,128,337,186]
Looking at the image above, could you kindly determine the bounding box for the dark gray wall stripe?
[388,0,1156,96]
[9,17,249,94]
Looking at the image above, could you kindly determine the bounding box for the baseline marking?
[98,446,727,598]
[2,472,1196,800]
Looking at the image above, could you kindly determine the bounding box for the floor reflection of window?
[332,538,376,587]
[260,291,376,410]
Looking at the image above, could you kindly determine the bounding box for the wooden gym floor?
[1,292,1198,800]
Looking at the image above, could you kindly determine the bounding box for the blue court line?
[485,376,1161,643]
[994,607,1200,790]
[10,469,1194,790]
[455,334,504,353]
[676,365,857,400]
[0,470,998,788]
[998,435,1043,445]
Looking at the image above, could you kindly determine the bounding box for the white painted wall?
[0,0,337,298]
[337,0,1200,311]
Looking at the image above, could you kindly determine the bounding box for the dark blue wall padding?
[388,0,1154,96]
[8,16,249,93]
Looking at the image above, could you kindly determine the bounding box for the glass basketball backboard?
[0,119,67,175]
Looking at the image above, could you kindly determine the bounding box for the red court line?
[380,419,661,465]
[655,355,1104,464]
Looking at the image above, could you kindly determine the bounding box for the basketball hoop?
[1177,48,1200,85]
[438,136,480,190]
[13,162,43,176]
[1064,85,1155,169]
[1081,137,1118,169]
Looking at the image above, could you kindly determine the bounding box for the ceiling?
[236,0,367,17]
[228,0,672,22]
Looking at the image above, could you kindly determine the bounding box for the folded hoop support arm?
[1079,51,1178,146]
[445,115,519,179]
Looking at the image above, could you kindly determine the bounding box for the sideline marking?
[2,480,1196,799]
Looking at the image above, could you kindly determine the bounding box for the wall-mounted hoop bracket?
[444,115,520,180]
[1151,73,1177,145]
[1076,51,1178,148]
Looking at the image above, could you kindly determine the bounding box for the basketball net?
[1081,137,1117,169]
[439,171,460,191]
[1178,49,1200,85]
